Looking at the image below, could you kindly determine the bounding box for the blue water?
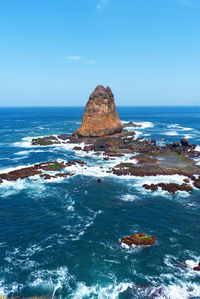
[0,107,200,298]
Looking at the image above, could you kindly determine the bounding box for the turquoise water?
[0,107,200,298]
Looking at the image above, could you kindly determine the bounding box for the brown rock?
[193,262,200,271]
[73,85,123,137]
[183,178,189,183]
[143,184,158,191]
[120,233,155,246]
[181,138,189,146]
[73,146,82,151]
[40,174,53,180]
[194,179,200,189]
[143,182,193,194]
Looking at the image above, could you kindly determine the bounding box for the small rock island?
[73,85,123,137]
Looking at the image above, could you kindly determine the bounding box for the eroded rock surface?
[112,152,200,178]
[0,160,86,183]
[143,183,193,194]
[73,85,123,137]
[120,233,155,246]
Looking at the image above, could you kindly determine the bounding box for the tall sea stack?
[73,85,123,137]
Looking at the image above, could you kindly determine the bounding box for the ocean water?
[0,106,200,299]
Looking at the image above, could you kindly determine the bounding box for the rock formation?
[120,233,156,246]
[73,85,123,137]
[193,262,200,271]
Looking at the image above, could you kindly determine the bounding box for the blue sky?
[0,0,200,106]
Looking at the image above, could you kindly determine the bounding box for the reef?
[0,160,86,183]
[192,176,200,189]
[120,233,155,246]
[143,183,193,194]
[28,85,200,194]
[111,152,200,178]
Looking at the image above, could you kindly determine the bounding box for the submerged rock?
[193,177,200,189]
[73,85,123,137]
[181,138,189,147]
[0,161,80,183]
[143,183,193,194]
[120,233,155,246]
[112,151,200,178]
[123,121,142,128]
[193,262,200,271]
[32,136,60,146]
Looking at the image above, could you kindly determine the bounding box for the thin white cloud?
[180,0,200,8]
[67,56,81,61]
[97,0,109,10]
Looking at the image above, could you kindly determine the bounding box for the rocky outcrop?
[120,233,155,246]
[123,121,142,128]
[0,160,86,183]
[143,183,193,194]
[193,262,200,271]
[111,152,200,178]
[73,85,123,137]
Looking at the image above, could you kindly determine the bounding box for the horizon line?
[0,105,200,108]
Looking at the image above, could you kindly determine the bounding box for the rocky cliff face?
[73,85,123,137]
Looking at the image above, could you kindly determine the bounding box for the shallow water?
[0,107,200,299]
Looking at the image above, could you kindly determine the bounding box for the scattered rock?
[73,146,82,151]
[120,233,155,246]
[183,178,190,183]
[32,136,60,146]
[0,161,79,183]
[67,160,86,166]
[112,152,200,178]
[123,121,142,128]
[39,174,52,180]
[193,262,200,271]
[194,178,200,189]
[143,184,158,191]
[181,138,189,147]
[143,183,193,194]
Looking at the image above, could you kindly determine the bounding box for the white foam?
[165,131,179,136]
[120,194,138,202]
[134,131,142,139]
[0,176,47,197]
[196,145,200,152]
[14,150,30,156]
[14,149,45,155]
[29,266,71,295]
[182,127,193,131]
[71,281,134,299]
[162,283,200,299]
[13,136,36,148]
[168,124,193,131]
[168,124,180,128]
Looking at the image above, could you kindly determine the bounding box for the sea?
[0,106,200,299]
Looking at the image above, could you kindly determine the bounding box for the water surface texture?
[0,107,200,298]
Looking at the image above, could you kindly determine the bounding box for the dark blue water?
[0,107,200,298]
